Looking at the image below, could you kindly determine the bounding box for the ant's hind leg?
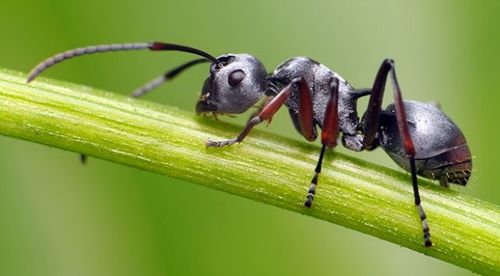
[362,59,432,247]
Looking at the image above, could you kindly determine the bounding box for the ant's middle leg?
[304,78,340,208]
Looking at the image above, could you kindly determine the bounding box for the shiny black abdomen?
[378,101,472,185]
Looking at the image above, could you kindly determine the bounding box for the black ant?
[27,41,473,247]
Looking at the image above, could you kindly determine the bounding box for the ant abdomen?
[379,101,472,187]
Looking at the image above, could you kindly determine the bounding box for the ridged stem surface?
[0,69,498,275]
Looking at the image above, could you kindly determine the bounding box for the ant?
[27,41,473,247]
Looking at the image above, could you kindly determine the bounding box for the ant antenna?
[27,42,218,83]
[131,58,208,98]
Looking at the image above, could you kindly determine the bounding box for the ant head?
[196,54,268,115]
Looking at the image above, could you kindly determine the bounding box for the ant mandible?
[27,41,473,247]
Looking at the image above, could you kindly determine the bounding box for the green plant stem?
[0,68,499,274]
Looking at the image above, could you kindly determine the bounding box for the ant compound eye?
[228,70,246,87]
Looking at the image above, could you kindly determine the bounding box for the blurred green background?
[1,0,499,275]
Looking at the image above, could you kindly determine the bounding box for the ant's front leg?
[206,78,301,147]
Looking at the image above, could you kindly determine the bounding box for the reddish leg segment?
[297,78,317,141]
[304,78,340,208]
[205,79,298,147]
[362,59,432,247]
